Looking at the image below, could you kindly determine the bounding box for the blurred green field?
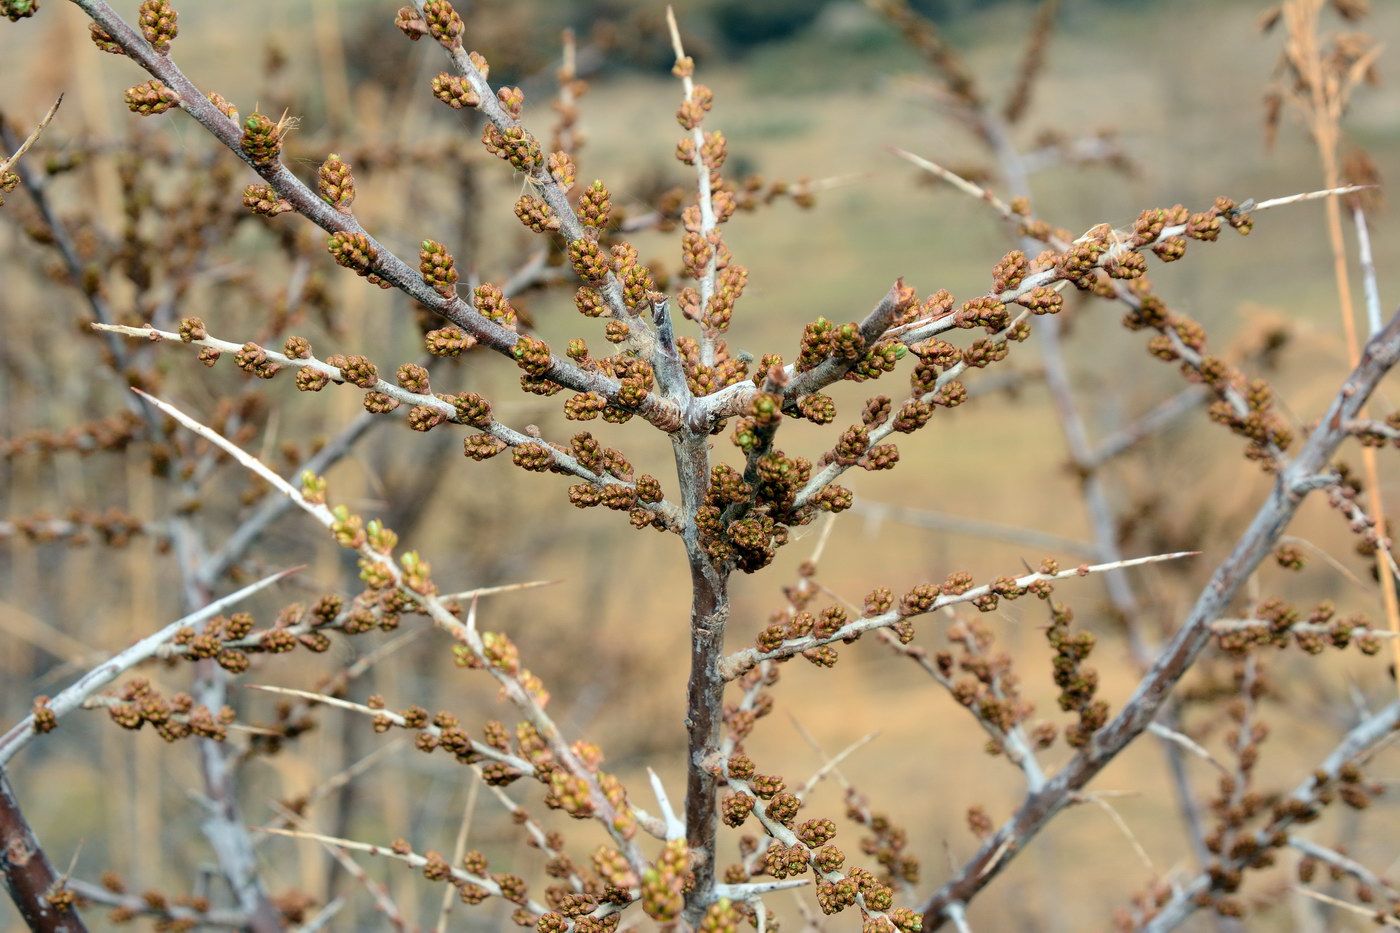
[3,1,1399,931]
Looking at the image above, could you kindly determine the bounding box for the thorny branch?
[919,305,1400,927]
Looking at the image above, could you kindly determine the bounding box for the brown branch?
[0,769,89,933]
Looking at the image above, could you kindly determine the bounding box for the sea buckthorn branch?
[79,691,250,742]
[91,322,680,529]
[133,388,651,878]
[719,755,921,932]
[195,408,382,588]
[895,147,1373,472]
[777,279,913,406]
[711,525,840,908]
[1290,837,1400,905]
[1342,416,1400,445]
[1110,281,1294,469]
[244,629,427,763]
[255,826,560,922]
[0,411,144,461]
[157,582,551,672]
[723,552,1191,680]
[477,780,596,895]
[0,566,295,769]
[68,1,678,431]
[700,172,1300,426]
[783,719,922,903]
[1196,657,1264,920]
[616,171,847,236]
[720,533,924,906]
[867,0,983,116]
[698,280,913,423]
[0,509,150,548]
[718,661,778,756]
[402,3,665,364]
[802,562,1049,789]
[243,685,536,776]
[1002,0,1059,125]
[791,305,1035,512]
[717,368,789,533]
[1210,613,1391,655]
[663,8,722,367]
[841,785,921,905]
[1319,475,1400,580]
[62,876,246,929]
[720,537,835,782]
[1128,698,1400,933]
[879,614,1047,790]
[273,808,409,933]
[150,594,378,673]
[917,305,1400,929]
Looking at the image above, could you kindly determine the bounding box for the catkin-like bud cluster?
[240,112,284,167]
[124,80,179,116]
[327,232,390,288]
[419,240,458,297]
[137,0,178,53]
[242,183,290,217]
[421,0,462,47]
[317,154,356,213]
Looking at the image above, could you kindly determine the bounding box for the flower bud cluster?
[1214,598,1383,656]
[103,678,234,743]
[317,153,355,213]
[137,0,178,53]
[1045,601,1106,747]
[724,757,915,927]
[124,80,179,116]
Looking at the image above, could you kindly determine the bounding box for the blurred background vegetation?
[2,1,1398,930]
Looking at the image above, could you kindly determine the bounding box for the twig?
[0,95,63,176]
[434,781,478,933]
[242,685,534,774]
[293,895,345,933]
[1074,792,1155,874]
[256,826,554,918]
[0,567,298,767]
[64,878,245,927]
[1145,722,1229,773]
[723,550,1196,678]
[1290,837,1400,902]
[269,805,409,932]
[664,5,721,366]
[1289,886,1400,929]
[95,322,680,528]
